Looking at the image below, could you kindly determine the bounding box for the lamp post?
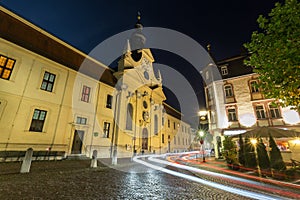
[199,130,206,162]
[250,138,261,177]
[198,110,208,162]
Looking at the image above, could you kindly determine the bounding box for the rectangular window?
[221,65,228,75]
[250,81,259,93]
[173,122,176,130]
[168,119,170,128]
[81,85,91,103]
[41,71,56,92]
[162,134,165,143]
[76,117,87,125]
[256,105,266,119]
[228,108,237,121]
[0,55,16,80]
[162,117,165,126]
[106,94,113,109]
[225,85,233,97]
[29,109,47,132]
[269,104,281,118]
[103,122,110,138]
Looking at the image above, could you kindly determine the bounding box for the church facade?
[0,6,192,161]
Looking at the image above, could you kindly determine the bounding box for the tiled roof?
[217,54,254,79]
[163,103,182,120]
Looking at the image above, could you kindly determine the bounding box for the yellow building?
[0,6,192,161]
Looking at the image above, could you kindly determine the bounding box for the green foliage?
[222,136,240,170]
[269,135,286,171]
[238,134,245,166]
[244,136,257,168]
[222,136,237,151]
[244,0,300,111]
[257,138,271,170]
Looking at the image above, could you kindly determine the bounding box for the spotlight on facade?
[239,113,256,127]
[282,109,300,125]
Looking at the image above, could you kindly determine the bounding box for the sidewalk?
[178,155,300,189]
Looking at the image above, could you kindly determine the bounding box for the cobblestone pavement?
[0,158,256,200]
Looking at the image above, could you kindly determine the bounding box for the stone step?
[66,154,90,160]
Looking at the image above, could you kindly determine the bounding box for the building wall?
[203,58,300,160]
[162,114,192,153]
[0,32,192,160]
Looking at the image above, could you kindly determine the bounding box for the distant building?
[202,53,300,160]
[0,6,192,161]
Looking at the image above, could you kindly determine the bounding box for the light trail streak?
[133,155,286,200]
[173,152,300,190]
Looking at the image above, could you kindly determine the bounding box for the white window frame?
[221,65,228,75]
[224,85,233,97]
[255,105,266,119]
[269,104,281,119]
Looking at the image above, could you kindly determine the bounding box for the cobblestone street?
[0,159,255,200]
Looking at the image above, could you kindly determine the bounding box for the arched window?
[227,107,237,121]
[154,115,158,135]
[250,80,259,93]
[126,103,133,130]
[224,84,233,97]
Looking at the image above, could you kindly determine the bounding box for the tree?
[257,138,271,174]
[222,136,238,169]
[238,134,245,166]
[222,136,236,153]
[269,135,286,171]
[244,136,257,168]
[244,0,300,112]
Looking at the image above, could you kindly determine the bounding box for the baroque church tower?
[112,13,166,161]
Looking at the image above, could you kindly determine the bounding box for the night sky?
[1,0,281,60]
[0,0,282,126]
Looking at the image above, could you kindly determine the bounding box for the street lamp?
[199,130,206,162]
[198,110,208,162]
[250,138,261,177]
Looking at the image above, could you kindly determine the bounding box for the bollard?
[112,149,117,165]
[20,148,33,173]
[90,150,98,168]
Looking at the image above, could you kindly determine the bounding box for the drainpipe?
[89,82,101,157]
